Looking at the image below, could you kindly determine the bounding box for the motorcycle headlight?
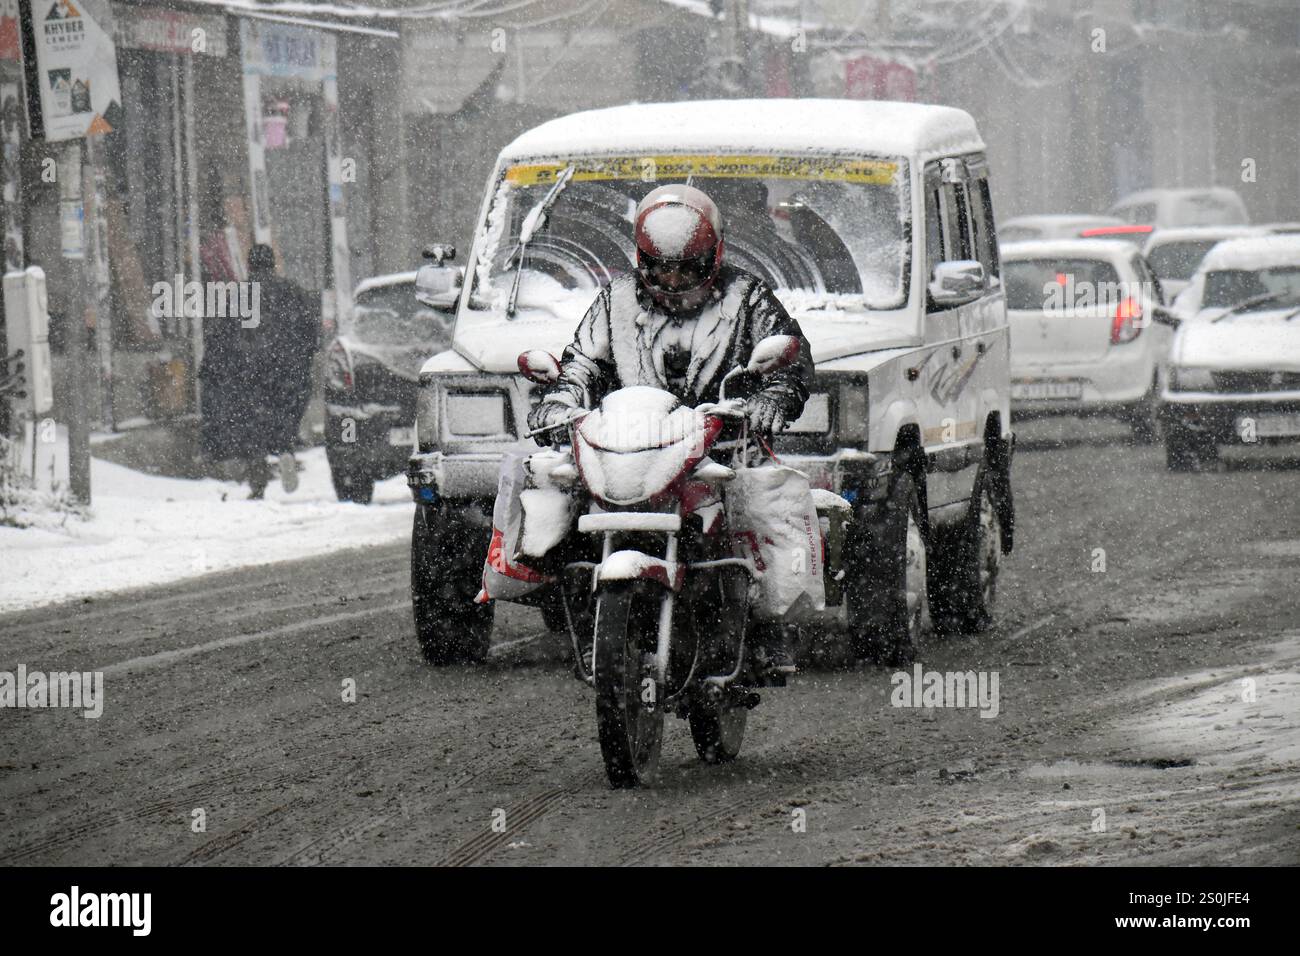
[1172,366,1215,391]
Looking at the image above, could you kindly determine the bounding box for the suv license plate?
[388,426,416,447]
[1012,381,1082,400]
[1249,414,1300,438]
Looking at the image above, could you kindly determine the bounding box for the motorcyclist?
[527,183,815,676]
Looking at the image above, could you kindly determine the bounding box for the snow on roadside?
[0,447,413,613]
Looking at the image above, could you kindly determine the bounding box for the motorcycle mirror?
[746,335,801,376]
[517,349,561,385]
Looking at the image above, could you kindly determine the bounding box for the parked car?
[1161,239,1300,470]
[1001,238,1172,441]
[1170,235,1300,323]
[998,214,1124,244]
[1262,222,1300,234]
[407,98,1016,667]
[1109,187,1249,228]
[324,271,456,502]
[1142,225,1266,300]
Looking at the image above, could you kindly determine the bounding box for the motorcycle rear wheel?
[593,585,664,788]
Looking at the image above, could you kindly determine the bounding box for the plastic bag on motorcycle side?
[479,446,554,602]
[727,463,826,622]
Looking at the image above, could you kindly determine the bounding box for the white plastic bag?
[727,464,826,622]
[480,447,552,602]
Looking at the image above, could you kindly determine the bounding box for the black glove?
[744,393,787,438]
[528,400,576,446]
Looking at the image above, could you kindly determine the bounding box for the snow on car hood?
[1173,308,1300,370]
[452,307,917,372]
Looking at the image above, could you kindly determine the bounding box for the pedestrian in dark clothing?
[199,244,320,499]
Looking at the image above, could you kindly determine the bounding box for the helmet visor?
[637,250,716,294]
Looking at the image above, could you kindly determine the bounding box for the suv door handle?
[951,345,961,360]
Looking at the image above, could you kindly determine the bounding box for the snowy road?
[2,420,1299,866]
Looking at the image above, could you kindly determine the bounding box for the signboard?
[17,0,121,140]
[111,2,225,58]
[240,17,333,82]
[845,55,916,103]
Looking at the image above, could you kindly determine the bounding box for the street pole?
[59,140,92,504]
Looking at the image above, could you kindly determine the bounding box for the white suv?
[1002,239,1171,441]
[1142,225,1266,301]
[1109,187,1249,228]
[1161,235,1300,469]
[407,99,1016,666]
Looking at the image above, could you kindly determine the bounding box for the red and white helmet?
[634,184,724,313]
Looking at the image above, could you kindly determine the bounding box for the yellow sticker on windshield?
[505,155,898,187]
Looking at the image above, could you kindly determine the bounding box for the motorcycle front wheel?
[593,584,664,788]
[688,697,747,764]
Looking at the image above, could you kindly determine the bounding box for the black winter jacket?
[541,265,814,421]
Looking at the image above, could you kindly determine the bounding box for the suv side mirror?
[1152,305,1181,329]
[746,335,801,376]
[415,260,463,308]
[929,260,986,307]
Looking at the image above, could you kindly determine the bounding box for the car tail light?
[1111,297,1143,345]
[326,341,354,390]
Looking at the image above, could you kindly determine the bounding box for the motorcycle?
[514,335,829,787]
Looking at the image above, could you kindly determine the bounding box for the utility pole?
[59,141,92,504]
[724,0,752,95]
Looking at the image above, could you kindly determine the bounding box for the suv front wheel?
[847,462,928,667]
[411,502,494,664]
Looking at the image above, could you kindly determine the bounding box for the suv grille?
[1211,370,1300,393]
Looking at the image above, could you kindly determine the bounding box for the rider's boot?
[750,620,796,685]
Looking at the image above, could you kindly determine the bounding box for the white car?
[998,214,1124,244]
[1109,187,1249,228]
[1161,240,1300,470]
[408,99,1016,667]
[1142,225,1267,300]
[1002,238,1172,440]
[1171,235,1300,323]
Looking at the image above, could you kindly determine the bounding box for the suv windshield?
[467,154,911,320]
[1203,266,1300,309]
[1148,240,1220,282]
[347,283,453,348]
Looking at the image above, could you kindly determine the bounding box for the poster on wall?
[1,0,21,61]
[16,0,121,140]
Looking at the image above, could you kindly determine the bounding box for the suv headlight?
[444,389,512,439]
[838,380,869,442]
[1172,366,1215,391]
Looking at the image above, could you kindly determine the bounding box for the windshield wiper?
[1211,291,1293,322]
[505,165,575,318]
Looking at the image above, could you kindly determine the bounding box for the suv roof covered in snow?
[498,99,984,163]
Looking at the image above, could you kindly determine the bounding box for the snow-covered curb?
[1,448,413,613]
